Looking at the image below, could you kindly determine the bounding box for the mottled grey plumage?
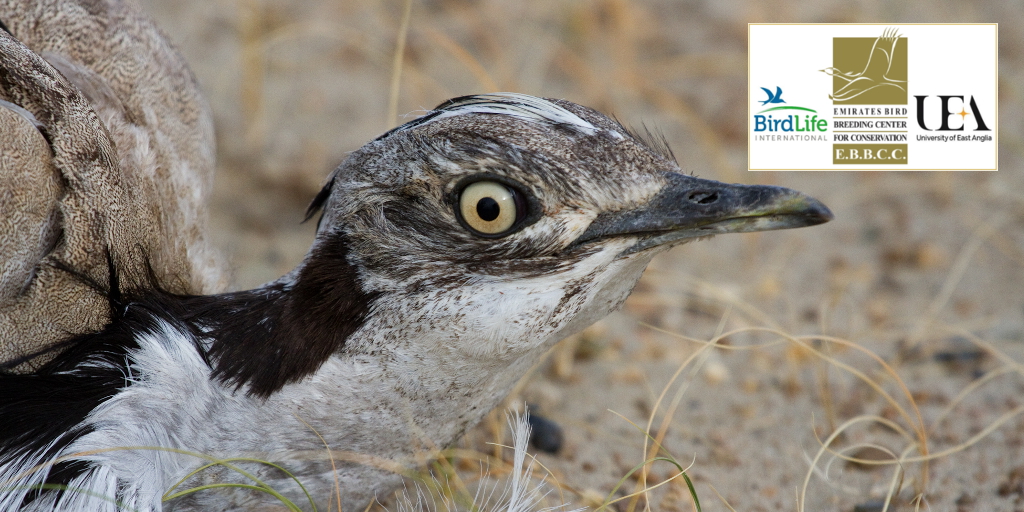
[0,0,223,372]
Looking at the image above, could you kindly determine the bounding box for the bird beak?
[572,172,833,254]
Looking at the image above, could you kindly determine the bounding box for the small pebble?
[852,499,886,512]
[527,412,564,454]
[933,349,985,364]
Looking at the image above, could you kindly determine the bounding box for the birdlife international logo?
[753,86,827,139]
[748,24,997,171]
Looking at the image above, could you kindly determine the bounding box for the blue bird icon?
[759,86,786,105]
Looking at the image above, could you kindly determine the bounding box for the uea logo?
[915,95,991,132]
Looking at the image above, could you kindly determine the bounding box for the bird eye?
[458,181,523,236]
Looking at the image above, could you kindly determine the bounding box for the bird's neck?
[147,241,657,509]
[181,235,383,398]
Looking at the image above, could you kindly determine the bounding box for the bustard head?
[224,92,832,388]
[0,92,831,512]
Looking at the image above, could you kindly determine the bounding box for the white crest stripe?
[379,92,620,140]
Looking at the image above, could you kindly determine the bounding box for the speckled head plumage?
[196,92,835,381]
[251,90,833,380]
[206,93,692,396]
[305,92,829,296]
[313,94,688,288]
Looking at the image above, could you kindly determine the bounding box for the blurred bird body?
[0,0,224,372]
[0,4,832,511]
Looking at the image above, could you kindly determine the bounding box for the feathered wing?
[0,0,224,371]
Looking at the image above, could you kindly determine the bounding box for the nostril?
[687,191,719,205]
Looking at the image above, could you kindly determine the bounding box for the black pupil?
[476,197,501,221]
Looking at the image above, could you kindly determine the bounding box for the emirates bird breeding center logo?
[748,24,998,171]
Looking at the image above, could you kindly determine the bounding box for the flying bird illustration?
[759,86,786,105]
[820,27,906,102]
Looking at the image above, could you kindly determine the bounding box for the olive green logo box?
[828,30,908,105]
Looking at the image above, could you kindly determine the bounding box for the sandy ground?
[139,1,1024,510]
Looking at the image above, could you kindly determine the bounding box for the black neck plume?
[194,230,380,398]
